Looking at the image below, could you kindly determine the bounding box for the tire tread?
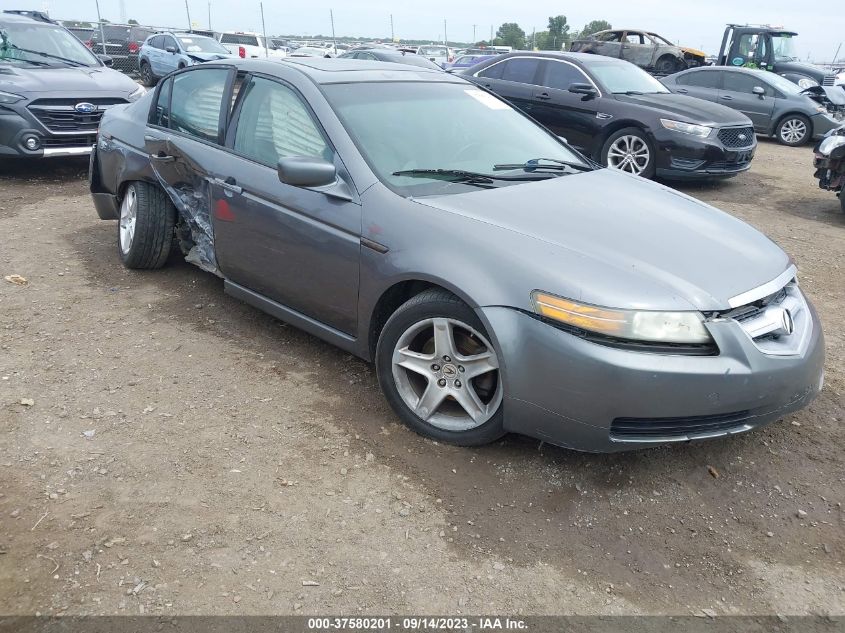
[120,181,175,270]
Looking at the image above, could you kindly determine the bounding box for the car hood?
[679,46,706,58]
[413,169,789,311]
[777,60,827,81]
[0,64,140,96]
[613,92,751,127]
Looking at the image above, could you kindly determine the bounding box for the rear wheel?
[776,114,811,146]
[139,61,156,87]
[601,127,656,178]
[376,289,505,446]
[118,182,176,269]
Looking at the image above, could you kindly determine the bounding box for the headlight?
[0,90,24,104]
[128,85,147,101]
[819,134,845,155]
[797,77,818,89]
[660,119,712,138]
[531,291,713,344]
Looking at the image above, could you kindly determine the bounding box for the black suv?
[461,52,758,180]
[0,11,146,158]
[87,24,156,75]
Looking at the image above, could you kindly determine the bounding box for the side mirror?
[278,156,336,188]
[98,54,113,66]
[568,82,598,97]
[752,86,765,96]
[165,46,177,53]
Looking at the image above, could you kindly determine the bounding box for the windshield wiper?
[493,157,592,172]
[614,90,644,95]
[5,44,86,67]
[392,168,557,185]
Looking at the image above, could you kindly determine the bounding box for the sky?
[9,0,845,61]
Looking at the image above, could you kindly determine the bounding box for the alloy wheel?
[607,135,651,175]
[119,185,137,255]
[780,119,808,144]
[391,317,502,431]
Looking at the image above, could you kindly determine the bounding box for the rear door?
[530,59,600,151]
[672,69,722,102]
[718,70,776,130]
[214,74,361,334]
[474,57,543,116]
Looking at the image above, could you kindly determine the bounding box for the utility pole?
[444,19,447,47]
[330,9,337,55]
[94,0,107,55]
[472,24,476,44]
[390,14,394,42]
[184,0,192,30]
[490,25,493,45]
[208,1,211,30]
[532,27,536,50]
[259,1,268,57]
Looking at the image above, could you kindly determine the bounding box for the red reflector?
[128,42,139,53]
[239,46,246,58]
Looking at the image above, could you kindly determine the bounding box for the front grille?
[822,75,836,87]
[611,410,753,440]
[717,126,755,148]
[28,98,127,133]
[41,135,96,148]
[706,157,753,171]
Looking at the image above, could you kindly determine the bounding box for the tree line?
[480,17,611,51]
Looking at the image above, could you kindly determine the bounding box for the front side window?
[162,36,177,51]
[543,60,590,91]
[151,77,172,127]
[723,71,773,96]
[169,68,229,143]
[233,76,331,168]
[588,60,670,94]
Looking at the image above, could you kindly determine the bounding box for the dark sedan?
[339,49,443,70]
[461,52,757,179]
[88,59,823,452]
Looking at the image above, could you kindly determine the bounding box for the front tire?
[118,182,176,270]
[600,127,656,178]
[655,55,680,75]
[376,289,505,446]
[139,61,156,87]
[776,114,811,146]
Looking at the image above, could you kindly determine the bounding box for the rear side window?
[221,33,259,46]
[169,68,229,143]
[543,60,589,91]
[233,76,331,168]
[151,77,172,127]
[678,70,721,89]
[501,58,541,85]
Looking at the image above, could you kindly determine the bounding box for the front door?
[213,74,361,335]
[718,70,776,131]
[530,59,601,152]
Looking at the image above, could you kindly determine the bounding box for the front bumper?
[0,105,94,158]
[653,126,756,180]
[481,300,824,453]
[811,113,845,140]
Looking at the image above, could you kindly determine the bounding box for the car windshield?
[771,34,798,62]
[385,54,442,69]
[323,81,589,196]
[419,46,447,56]
[0,22,100,67]
[177,35,229,54]
[588,60,670,94]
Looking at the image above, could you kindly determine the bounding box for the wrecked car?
[90,58,823,452]
[813,125,845,214]
[569,29,706,74]
[138,31,237,86]
[662,66,844,146]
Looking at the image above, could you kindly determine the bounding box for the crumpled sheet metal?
[150,162,221,277]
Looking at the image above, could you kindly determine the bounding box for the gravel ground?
[0,140,843,617]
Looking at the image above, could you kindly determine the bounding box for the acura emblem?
[74,102,96,114]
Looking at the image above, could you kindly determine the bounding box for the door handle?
[720,95,733,101]
[536,92,551,101]
[212,176,243,194]
[149,153,175,162]
[676,88,689,94]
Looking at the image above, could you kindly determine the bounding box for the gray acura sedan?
[89,58,824,452]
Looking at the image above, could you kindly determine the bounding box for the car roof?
[500,51,616,65]
[222,58,461,85]
[0,12,55,24]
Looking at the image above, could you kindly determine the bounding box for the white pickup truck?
[219,32,287,59]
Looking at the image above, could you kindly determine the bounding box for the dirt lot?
[0,140,843,617]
